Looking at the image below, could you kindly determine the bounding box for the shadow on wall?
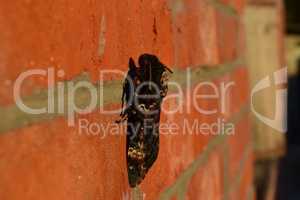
[276,58,300,200]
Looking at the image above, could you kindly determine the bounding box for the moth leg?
[115,114,128,123]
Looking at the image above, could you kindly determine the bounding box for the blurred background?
[246,0,300,200]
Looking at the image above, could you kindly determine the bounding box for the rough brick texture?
[0,0,254,199]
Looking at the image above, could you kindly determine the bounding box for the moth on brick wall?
[116,54,172,187]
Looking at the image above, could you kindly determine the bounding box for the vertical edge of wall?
[244,1,286,160]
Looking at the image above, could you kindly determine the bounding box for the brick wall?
[0,0,254,199]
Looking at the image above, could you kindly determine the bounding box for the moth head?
[138,54,157,69]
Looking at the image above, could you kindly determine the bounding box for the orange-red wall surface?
[0,0,254,199]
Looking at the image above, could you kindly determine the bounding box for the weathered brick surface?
[227,117,252,185]
[0,115,127,199]
[215,12,239,63]
[219,0,246,14]
[186,150,223,200]
[0,83,250,199]
[0,0,175,105]
[171,0,219,68]
[0,0,255,199]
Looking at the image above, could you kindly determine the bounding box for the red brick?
[186,150,223,200]
[215,12,240,63]
[0,0,255,199]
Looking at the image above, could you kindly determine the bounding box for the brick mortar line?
[158,104,250,200]
[0,58,244,134]
[158,135,228,200]
[247,2,278,7]
[223,141,253,199]
[207,0,239,17]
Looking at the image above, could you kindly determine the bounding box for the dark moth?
[116,54,172,187]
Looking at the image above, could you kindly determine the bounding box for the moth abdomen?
[117,54,172,187]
